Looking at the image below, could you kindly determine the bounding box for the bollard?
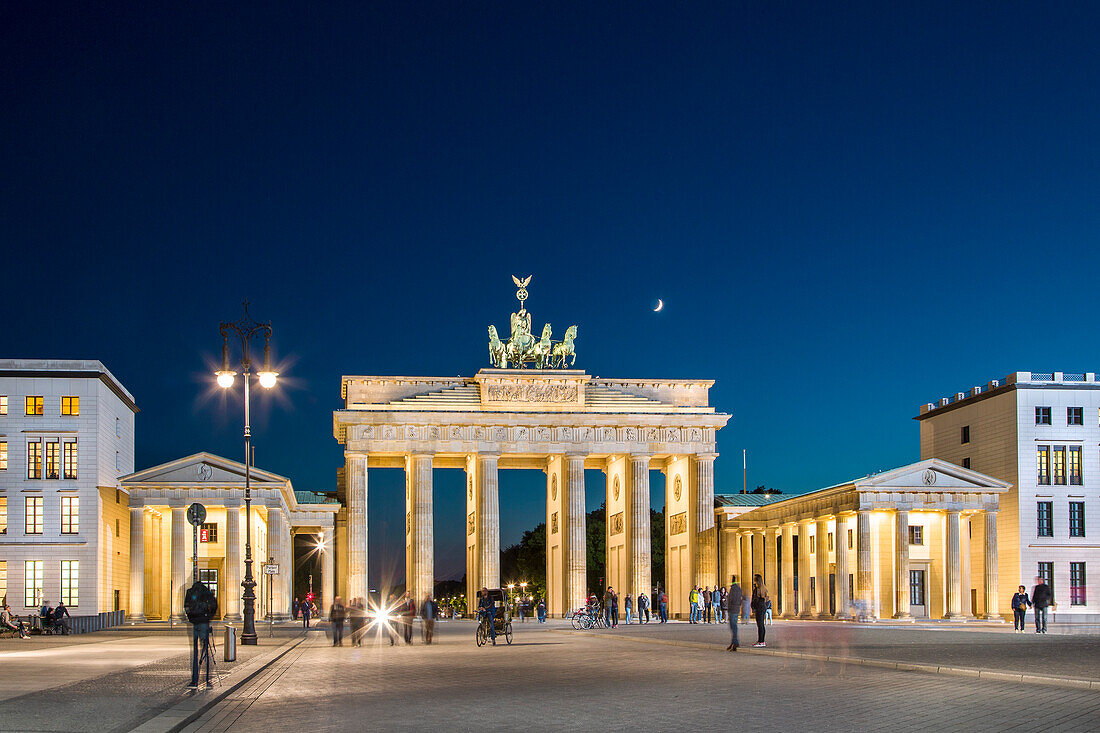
[224,625,237,662]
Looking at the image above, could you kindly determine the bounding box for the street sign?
[264,564,280,575]
[186,503,207,526]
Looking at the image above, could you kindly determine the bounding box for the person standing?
[401,592,416,644]
[301,598,312,629]
[329,596,347,647]
[638,592,650,623]
[420,594,437,644]
[660,589,669,623]
[537,598,547,623]
[688,587,699,623]
[292,597,300,620]
[713,587,723,624]
[1011,585,1032,633]
[602,587,614,627]
[726,576,743,651]
[349,597,366,646]
[741,588,751,625]
[1032,577,1053,634]
[703,586,713,623]
[610,588,620,628]
[624,594,633,625]
[751,574,769,647]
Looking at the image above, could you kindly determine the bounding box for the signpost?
[264,559,279,637]
[186,503,207,586]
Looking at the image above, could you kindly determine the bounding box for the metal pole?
[192,521,199,586]
[242,372,257,644]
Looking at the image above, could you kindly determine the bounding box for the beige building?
[718,460,1009,621]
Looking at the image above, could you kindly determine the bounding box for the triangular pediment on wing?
[120,452,287,487]
[858,458,1011,492]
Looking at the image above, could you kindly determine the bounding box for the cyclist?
[477,587,497,645]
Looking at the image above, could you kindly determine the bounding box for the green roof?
[295,491,339,505]
[715,493,787,507]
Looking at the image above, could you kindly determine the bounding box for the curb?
[554,630,1100,691]
[127,632,309,733]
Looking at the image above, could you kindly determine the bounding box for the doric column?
[223,500,241,620]
[476,453,501,590]
[406,454,434,605]
[563,454,588,614]
[346,453,368,601]
[944,510,963,619]
[322,529,335,614]
[763,527,777,599]
[797,519,813,617]
[982,511,1000,620]
[128,505,146,622]
[629,454,652,599]
[856,509,873,620]
[739,532,753,597]
[893,509,911,619]
[780,523,795,617]
[834,514,851,619]
[815,517,831,617]
[171,506,187,621]
[693,454,717,589]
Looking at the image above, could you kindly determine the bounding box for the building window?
[63,442,77,480]
[1037,446,1050,485]
[27,440,42,479]
[44,440,60,480]
[809,576,816,606]
[200,522,218,543]
[909,570,925,605]
[1052,446,1066,485]
[198,568,218,600]
[1038,561,1054,594]
[1070,562,1086,606]
[115,518,119,537]
[848,528,853,549]
[61,560,79,606]
[0,440,6,470]
[115,451,120,472]
[115,489,120,504]
[61,397,79,416]
[809,535,816,553]
[0,395,6,414]
[115,417,121,438]
[1037,501,1053,537]
[24,560,43,607]
[1068,446,1082,485]
[908,526,924,545]
[0,497,6,534]
[25,496,43,534]
[1035,406,1051,425]
[961,425,970,444]
[827,532,834,551]
[25,396,43,416]
[0,561,6,604]
[61,497,78,534]
[1069,502,1085,538]
[962,457,971,469]
[1067,406,1083,426]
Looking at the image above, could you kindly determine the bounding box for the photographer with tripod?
[184,580,219,689]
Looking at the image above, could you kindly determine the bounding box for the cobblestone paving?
[209,621,1100,732]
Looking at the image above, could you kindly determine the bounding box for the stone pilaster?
[692,454,717,589]
[268,507,291,620]
[739,532,753,597]
[982,511,1000,620]
[406,454,434,605]
[816,517,831,617]
[171,506,187,621]
[563,454,587,614]
[780,523,796,617]
[723,528,740,589]
[223,500,242,620]
[346,453,368,601]
[476,454,501,590]
[834,514,851,619]
[856,509,873,620]
[944,510,963,619]
[629,454,652,599]
[797,519,813,617]
[763,527,777,600]
[893,510,911,619]
[128,505,146,623]
[322,530,335,612]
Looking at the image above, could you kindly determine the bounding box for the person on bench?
[39,601,56,634]
[1,604,28,638]
[52,601,71,634]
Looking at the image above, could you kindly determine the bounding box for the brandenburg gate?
[332,278,731,617]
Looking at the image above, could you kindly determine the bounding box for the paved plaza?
[1,621,1098,732]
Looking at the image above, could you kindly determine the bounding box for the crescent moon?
[653,299,664,312]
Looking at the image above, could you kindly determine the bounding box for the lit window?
[1035,406,1051,425]
[1037,501,1054,537]
[1053,446,1066,485]
[0,395,7,414]
[1069,502,1085,538]
[848,528,853,549]
[0,440,7,470]
[27,441,42,479]
[25,497,43,534]
[961,425,970,444]
[909,570,925,605]
[809,535,816,553]
[1038,561,1054,595]
[1068,407,1083,426]
[827,532,834,551]
[61,396,79,416]
[0,497,6,534]
[200,522,218,543]
[908,526,924,545]
[198,568,218,600]
[1036,446,1050,485]
[45,440,60,480]
[1070,562,1086,606]
[24,560,43,607]
[0,561,6,603]
[1069,446,1082,486]
[61,497,78,534]
[25,396,43,416]
[63,442,77,480]
[61,560,79,607]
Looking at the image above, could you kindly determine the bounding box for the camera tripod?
[191,629,222,689]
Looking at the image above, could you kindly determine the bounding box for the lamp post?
[216,302,279,645]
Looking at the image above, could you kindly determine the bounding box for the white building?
[918,371,1100,622]
[0,360,137,614]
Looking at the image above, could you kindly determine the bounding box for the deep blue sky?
[4,3,1099,583]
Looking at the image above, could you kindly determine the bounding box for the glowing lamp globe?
[216,371,235,389]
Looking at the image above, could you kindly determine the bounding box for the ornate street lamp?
[216,302,279,645]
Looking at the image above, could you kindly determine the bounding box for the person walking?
[1032,577,1053,634]
[349,597,366,646]
[401,592,416,644]
[741,587,751,625]
[764,598,773,624]
[537,598,547,623]
[420,594,437,644]
[751,574,769,647]
[726,576,743,651]
[624,594,633,625]
[301,598,312,629]
[329,596,347,646]
[1011,585,1032,633]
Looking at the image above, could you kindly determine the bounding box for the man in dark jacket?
[1032,578,1053,633]
[184,581,218,688]
[329,596,346,646]
[726,575,743,651]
